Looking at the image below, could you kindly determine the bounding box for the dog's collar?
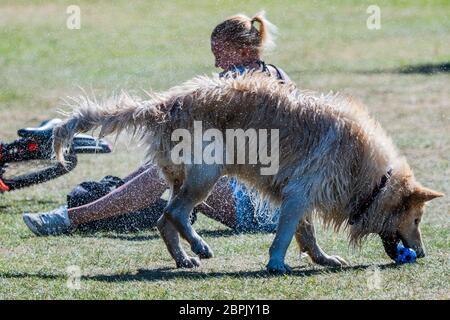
[349,168,393,225]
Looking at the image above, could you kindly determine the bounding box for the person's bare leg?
[195,177,237,229]
[68,166,167,226]
[23,166,240,236]
[69,166,238,229]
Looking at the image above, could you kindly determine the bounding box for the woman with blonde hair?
[212,12,289,81]
[23,12,291,235]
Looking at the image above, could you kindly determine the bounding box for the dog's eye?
[414,218,420,225]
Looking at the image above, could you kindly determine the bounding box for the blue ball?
[395,245,417,264]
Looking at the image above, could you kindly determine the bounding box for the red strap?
[0,178,9,192]
[0,143,8,191]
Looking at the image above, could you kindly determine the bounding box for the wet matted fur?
[53,73,443,273]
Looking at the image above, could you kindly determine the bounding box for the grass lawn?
[0,0,449,299]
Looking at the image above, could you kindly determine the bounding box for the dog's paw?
[192,241,214,259]
[315,255,348,267]
[266,259,292,274]
[176,256,201,269]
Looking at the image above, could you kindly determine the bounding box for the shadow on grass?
[83,262,401,282]
[75,228,249,241]
[289,62,450,76]
[0,263,399,282]
[360,62,450,75]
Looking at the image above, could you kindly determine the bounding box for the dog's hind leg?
[157,180,201,268]
[266,189,311,274]
[157,214,201,268]
[295,216,348,267]
[165,164,222,262]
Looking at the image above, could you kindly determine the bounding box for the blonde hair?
[211,11,277,54]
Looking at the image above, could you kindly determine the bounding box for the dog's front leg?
[267,193,310,274]
[295,216,348,267]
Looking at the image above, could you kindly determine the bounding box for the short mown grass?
[0,0,449,299]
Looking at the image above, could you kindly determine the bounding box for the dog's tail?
[53,92,165,164]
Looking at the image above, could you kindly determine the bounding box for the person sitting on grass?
[23,11,292,236]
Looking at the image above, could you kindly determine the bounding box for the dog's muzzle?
[380,232,426,260]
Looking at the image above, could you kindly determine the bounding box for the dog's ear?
[410,185,444,203]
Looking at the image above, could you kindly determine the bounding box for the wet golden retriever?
[53,73,443,273]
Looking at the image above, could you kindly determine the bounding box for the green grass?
[0,0,449,299]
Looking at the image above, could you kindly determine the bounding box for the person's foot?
[23,206,73,236]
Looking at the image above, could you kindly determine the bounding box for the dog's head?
[378,181,443,260]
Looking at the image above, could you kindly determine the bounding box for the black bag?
[67,175,125,208]
[67,175,195,233]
